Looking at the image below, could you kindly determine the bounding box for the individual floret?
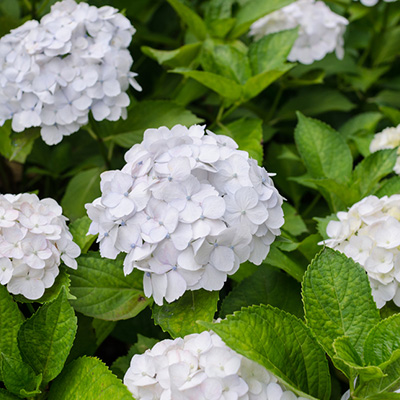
[321,195,400,308]
[124,330,309,400]
[0,193,80,299]
[249,0,348,65]
[369,124,400,174]
[86,124,284,305]
[0,0,141,145]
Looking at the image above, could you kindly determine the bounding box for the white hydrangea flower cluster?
[86,124,284,305]
[0,193,80,300]
[124,330,308,400]
[0,0,141,146]
[369,124,400,174]
[321,195,400,308]
[356,0,396,6]
[249,0,348,65]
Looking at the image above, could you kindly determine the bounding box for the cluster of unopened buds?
[124,330,308,400]
[86,124,284,305]
[0,0,141,145]
[249,0,348,65]
[321,194,400,308]
[0,193,80,300]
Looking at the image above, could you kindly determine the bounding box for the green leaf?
[152,289,218,338]
[314,214,338,240]
[375,176,400,197]
[1,354,41,397]
[171,68,242,101]
[372,26,400,66]
[215,118,263,163]
[249,28,298,73]
[202,305,331,400]
[230,0,295,38]
[281,203,308,237]
[364,314,400,366]
[243,66,293,101]
[141,43,202,68]
[221,263,303,318]
[0,285,24,364]
[380,105,400,126]
[302,248,380,361]
[0,121,12,158]
[201,40,252,85]
[333,336,385,382]
[352,149,397,197]
[266,244,306,282]
[18,289,77,385]
[0,388,20,399]
[48,356,132,400]
[339,112,383,139]
[166,0,208,40]
[69,252,151,320]
[111,335,158,379]
[109,100,203,148]
[294,113,353,184]
[275,87,355,121]
[61,167,103,221]
[69,216,96,254]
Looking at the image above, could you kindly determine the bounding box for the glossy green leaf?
[48,356,132,400]
[152,289,218,338]
[8,129,40,163]
[61,167,103,221]
[18,289,77,385]
[69,252,151,320]
[302,248,380,360]
[166,0,208,40]
[375,176,400,197]
[202,305,331,400]
[109,100,203,147]
[221,264,303,318]
[294,113,353,184]
[249,28,298,73]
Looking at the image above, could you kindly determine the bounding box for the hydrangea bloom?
[369,124,400,174]
[124,330,309,400]
[249,0,348,65]
[86,124,284,305]
[0,193,80,299]
[0,0,141,145]
[321,195,400,308]
[356,0,396,6]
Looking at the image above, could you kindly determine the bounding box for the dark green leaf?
[281,203,308,237]
[375,176,400,197]
[61,167,103,221]
[339,112,383,139]
[221,263,303,318]
[69,216,96,254]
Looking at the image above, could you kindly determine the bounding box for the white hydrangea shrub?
[124,330,309,400]
[249,0,348,65]
[321,194,400,308]
[86,124,284,305]
[0,193,80,299]
[0,0,141,146]
[369,124,400,174]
